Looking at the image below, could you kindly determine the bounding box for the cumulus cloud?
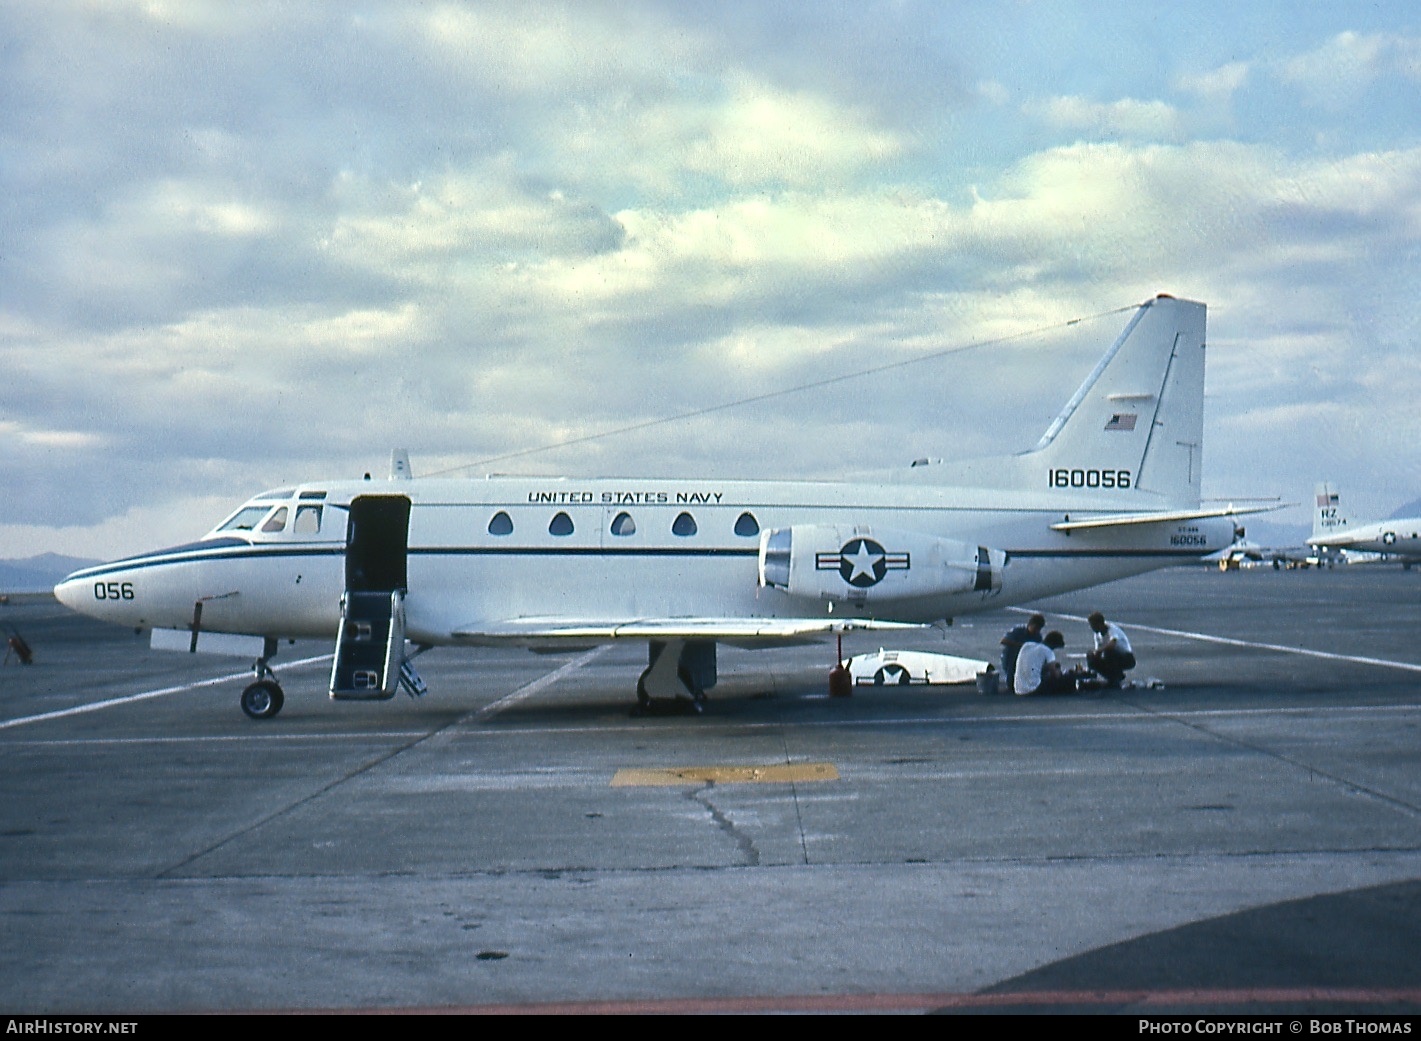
[1024,95,1185,141]
[1174,62,1251,103]
[1277,30,1421,107]
[323,166,628,277]
[976,79,1010,106]
[414,0,708,98]
[0,421,107,451]
[680,78,905,187]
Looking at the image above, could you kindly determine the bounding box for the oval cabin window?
[611,512,636,536]
[734,512,760,537]
[488,511,514,536]
[672,512,697,537]
[549,511,574,537]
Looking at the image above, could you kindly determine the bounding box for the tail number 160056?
[1048,468,1132,489]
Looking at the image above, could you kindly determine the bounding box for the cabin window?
[734,512,760,537]
[488,511,514,536]
[218,506,273,532]
[549,511,574,537]
[260,507,288,533]
[294,505,322,535]
[610,511,636,536]
[672,512,697,537]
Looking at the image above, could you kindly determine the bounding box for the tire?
[241,680,284,720]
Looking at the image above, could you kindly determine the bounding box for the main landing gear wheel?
[874,664,912,685]
[241,679,285,720]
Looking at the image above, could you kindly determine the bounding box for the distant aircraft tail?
[921,294,1207,508]
[1312,482,1349,540]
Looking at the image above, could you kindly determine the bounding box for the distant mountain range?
[1390,497,1421,521]
[0,554,98,594]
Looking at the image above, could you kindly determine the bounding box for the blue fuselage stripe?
[65,543,1204,582]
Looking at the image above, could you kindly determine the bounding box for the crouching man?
[1086,612,1136,687]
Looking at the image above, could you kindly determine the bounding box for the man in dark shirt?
[999,613,1045,692]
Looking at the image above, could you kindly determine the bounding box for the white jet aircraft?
[56,294,1247,719]
[1308,483,1421,566]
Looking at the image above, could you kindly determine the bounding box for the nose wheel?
[241,679,285,720]
[240,638,285,719]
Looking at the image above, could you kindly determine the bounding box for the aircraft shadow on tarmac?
[937,879,1421,1015]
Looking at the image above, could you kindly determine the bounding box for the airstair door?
[330,495,411,700]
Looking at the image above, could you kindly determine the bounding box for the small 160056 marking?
[1048,468,1132,489]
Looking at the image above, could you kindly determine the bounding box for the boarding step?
[330,589,405,700]
[399,658,427,699]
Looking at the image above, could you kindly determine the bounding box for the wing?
[450,616,925,650]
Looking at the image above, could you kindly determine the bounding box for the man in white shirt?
[1014,630,1072,695]
[1087,611,1136,687]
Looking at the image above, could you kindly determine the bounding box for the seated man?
[1014,630,1075,696]
[1086,611,1136,687]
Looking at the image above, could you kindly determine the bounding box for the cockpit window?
[254,488,295,502]
[218,506,275,532]
[293,505,322,535]
[260,507,288,533]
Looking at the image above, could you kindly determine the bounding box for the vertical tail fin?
[1313,482,1348,540]
[921,294,1207,507]
[1027,295,1205,506]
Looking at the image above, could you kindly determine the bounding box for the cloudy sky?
[4,0,1420,560]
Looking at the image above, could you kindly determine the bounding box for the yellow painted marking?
[610,762,839,787]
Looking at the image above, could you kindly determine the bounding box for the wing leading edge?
[450,616,925,649]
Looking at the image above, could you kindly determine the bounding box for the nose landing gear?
[241,679,284,719]
[241,638,285,720]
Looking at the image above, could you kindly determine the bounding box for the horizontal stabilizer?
[1049,503,1287,533]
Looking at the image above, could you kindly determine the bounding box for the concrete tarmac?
[1,566,1420,1014]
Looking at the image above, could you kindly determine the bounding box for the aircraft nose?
[53,573,85,612]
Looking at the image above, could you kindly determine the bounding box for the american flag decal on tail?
[1104,413,1137,431]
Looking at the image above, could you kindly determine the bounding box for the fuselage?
[1309,518,1421,559]
[55,473,1235,645]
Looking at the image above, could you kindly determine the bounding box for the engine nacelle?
[758,524,1005,603]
